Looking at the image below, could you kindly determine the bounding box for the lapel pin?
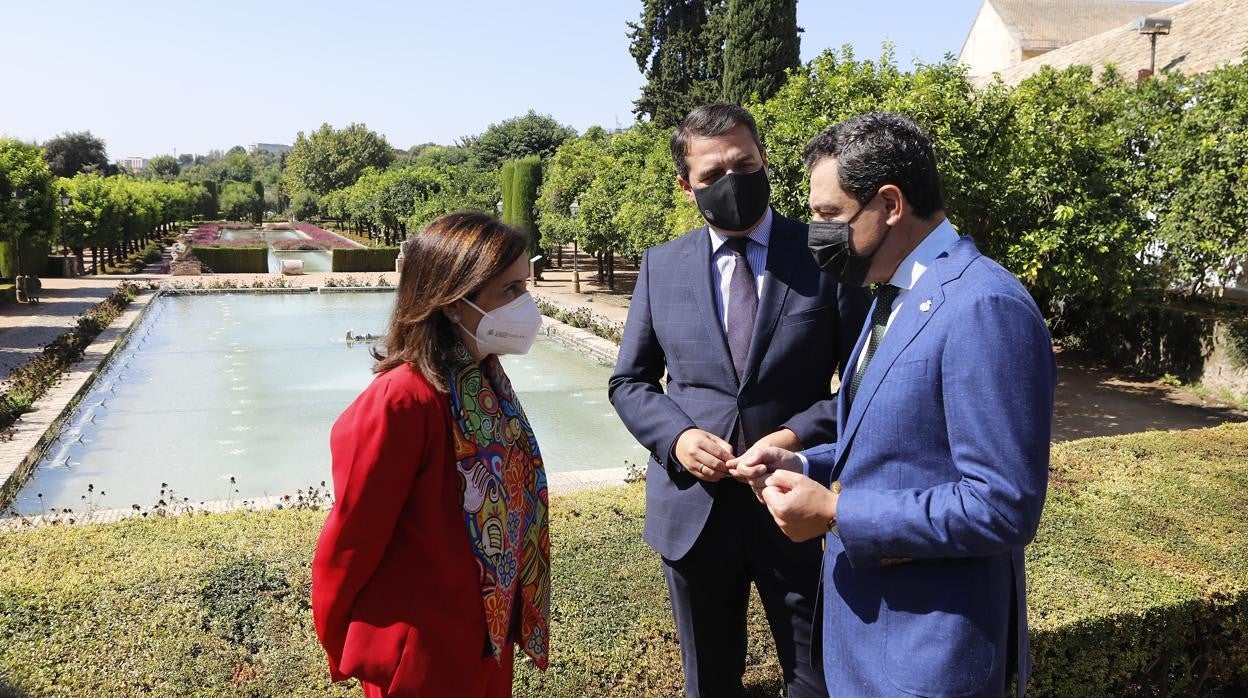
[919,299,932,312]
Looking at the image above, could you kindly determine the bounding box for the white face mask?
[458,292,542,356]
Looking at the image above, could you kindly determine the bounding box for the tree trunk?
[608,250,615,291]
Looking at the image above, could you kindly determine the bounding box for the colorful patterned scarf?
[446,342,550,669]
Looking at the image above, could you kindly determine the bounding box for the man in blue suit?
[732,112,1056,697]
[609,103,868,697]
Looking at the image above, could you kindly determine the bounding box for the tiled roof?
[991,0,1180,50]
[990,0,1247,84]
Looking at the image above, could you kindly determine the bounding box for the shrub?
[1027,424,1248,695]
[289,190,320,221]
[192,246,268,274]
[0,238,53,279]
[331,247,399,273]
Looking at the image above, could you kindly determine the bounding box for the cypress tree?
[628,0,728,127]
[201,180,219,219]
[510,156,544,273]
[722,0,800,106]
[500,160,517,226]
[252,180,265,223]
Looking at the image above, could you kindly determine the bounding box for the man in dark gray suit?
[609,103,868,697]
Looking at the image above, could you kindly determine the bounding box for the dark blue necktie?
[723,237,757,382]
[847,284,900,406]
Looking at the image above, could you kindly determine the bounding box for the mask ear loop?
[451,297,484,349]
[844,193,892,259]
[460,296,490,318]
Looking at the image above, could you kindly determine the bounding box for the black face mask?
[693,166,771,233]
[807,196,887,288]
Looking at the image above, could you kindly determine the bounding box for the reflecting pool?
[217,228,333,273]
[12,292,643,512]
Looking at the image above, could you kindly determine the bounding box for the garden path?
[0,278,123,389]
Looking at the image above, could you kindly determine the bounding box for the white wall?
[958,1,1023,78]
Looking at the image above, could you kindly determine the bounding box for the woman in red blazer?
[312,212,550,697]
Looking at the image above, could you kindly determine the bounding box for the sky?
[0,0,985,160]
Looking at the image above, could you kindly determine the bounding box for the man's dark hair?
[802,111,945,219]
[670,103,765,180]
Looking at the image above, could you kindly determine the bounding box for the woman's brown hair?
[372,211,528,391]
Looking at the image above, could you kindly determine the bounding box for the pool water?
[11,293,643,513]
[217,228,333,273]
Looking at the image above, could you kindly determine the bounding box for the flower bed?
[187,225,221,246]
[534,297,624,344]
[293,224,363,250]
[272,240,332,251]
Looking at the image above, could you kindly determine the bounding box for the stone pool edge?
[1,290,632,528]
[0,289,160,511]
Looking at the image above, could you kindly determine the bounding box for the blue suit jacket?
[803,236,1056,697]
[609,212,868,561]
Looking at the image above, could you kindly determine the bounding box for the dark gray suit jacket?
[609,211,867,561]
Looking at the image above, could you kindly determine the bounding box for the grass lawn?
[1,424,1246,696]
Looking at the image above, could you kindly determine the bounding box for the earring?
[450,313,460,323]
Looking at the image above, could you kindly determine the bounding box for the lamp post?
[569,200,581,294]
[1133,16,1173,78]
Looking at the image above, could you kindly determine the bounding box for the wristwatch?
[827,481,843,538]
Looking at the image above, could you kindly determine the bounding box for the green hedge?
[0,238,53,279]
[1026,424,1248,695]
[331,247,398,273]
[192,246,269,274]
[1,424,1246,696]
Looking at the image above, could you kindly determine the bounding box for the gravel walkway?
[0,278,124,388]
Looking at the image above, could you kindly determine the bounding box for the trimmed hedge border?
[0,424,1246,695]
[192,246,269,274]
[0,239,52,279]
[331,247,399,273]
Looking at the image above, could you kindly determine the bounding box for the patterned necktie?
[847,284,900,406]
[723,237,758,381]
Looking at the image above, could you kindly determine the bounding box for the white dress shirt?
[852,219,961,376]
[708,207,773,334]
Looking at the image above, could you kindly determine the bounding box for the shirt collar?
[709,207,773,253]
[887,218,960,291]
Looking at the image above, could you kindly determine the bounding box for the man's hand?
[673,429,734,481]
[726,445,803,491]
[751,427,802,452]
[759,469,838,543]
